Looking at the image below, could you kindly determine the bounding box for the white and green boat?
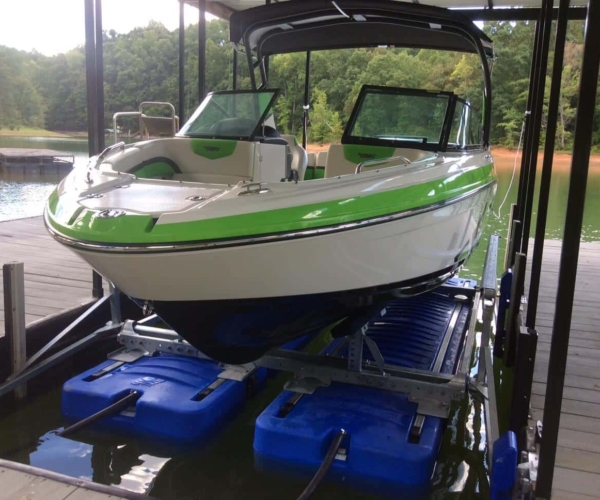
[45,0,496,363]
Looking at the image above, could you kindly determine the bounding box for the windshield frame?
[341,85,458,152]
[178,89,280,141]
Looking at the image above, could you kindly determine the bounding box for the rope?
[494,119,526,219]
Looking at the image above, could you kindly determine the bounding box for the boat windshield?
[342,86,454,151]
[179,90,278,140]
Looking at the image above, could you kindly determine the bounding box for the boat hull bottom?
[148,264,462,364]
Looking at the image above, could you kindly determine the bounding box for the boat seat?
[324,144,435,178]
[316,151,328,168]
[281,135,308,181]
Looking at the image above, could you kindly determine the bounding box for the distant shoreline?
[0,128,86,138]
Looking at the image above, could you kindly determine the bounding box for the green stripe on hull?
[48,165,494,245]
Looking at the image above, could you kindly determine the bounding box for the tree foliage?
[0,18,593,150]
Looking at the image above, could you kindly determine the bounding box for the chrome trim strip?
[44,180,496,254]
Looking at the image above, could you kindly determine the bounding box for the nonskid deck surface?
[254,277,477,496]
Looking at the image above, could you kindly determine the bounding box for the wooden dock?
[526,239,600,499]
[0,216,98,335]
[0,458,151,500]
[0,148,74,174]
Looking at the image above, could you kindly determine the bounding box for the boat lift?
[1,224,509,495]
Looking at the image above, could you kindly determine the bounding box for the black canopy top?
[230,0,494,57]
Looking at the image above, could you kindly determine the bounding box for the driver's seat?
[281,135,308,181]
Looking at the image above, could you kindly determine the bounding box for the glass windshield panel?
[179,91,277,139]
[449,100,482,149]
[347,91,450,145]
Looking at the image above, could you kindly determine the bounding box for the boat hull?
[59,183,494,362]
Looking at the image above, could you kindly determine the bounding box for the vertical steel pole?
[95,0,105,151]
[519,0,553,254]
[85,0,104,298]
[84,0,98,156]
[3,263,27,400]
[232,48,238,90]
[536,0,600,495]
[302,51,311,150]
[198,0,206,102]
[527,0,571,328]
[264,0,271,82]
[178,0,185,124]
[514,18,542,226]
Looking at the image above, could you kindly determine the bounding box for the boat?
[44,0,496,364]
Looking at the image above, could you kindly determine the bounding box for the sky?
[0,0,214,56]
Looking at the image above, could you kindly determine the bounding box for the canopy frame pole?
[198,0,206,102]
[302,51,311,150]
[519,0,554,255]
[536,0,600,495]
[526,0,571,328]
[178,0,185,124]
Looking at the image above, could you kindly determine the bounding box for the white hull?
[72,184,494,302]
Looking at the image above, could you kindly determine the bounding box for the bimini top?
[229,0,494,58]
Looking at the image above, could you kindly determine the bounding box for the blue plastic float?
[62,334,314,445]
[254,278,477,496]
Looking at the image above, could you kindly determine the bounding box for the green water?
[1,139,600,498]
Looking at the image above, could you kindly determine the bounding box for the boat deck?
[0,217,100,334]
[0,458,149,500]
[527,239,600,499]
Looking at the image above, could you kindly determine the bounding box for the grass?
[0,127,72,138]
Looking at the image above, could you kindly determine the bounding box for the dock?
[0,216,98,334]
[527,239,600,499]
[0,458,150,500]
[0,148,74,174]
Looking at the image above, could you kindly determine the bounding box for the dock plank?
[525,240,600,497]
[0,461,142,500]
[5,476,77,500]
[0,217,100,337]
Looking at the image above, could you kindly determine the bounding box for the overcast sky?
[0,0,213,56]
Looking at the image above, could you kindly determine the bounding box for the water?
[0,136,109,222]
[1,138,600,498]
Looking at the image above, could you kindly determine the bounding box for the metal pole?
[302,51,311,150]
[84,0,98,156]
[198,0,206,102]
[95,0,105,151]
[514,17,542,226]
[232,48,238,90]
[178,0,185,124]
[3,263,27,400]
[519,0,554,254]
[264,0,271,81]
[537,0,600,495]
[527,0,571,328]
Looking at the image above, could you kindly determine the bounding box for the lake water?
[1,136,600,498]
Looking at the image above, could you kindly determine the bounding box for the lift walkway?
[0,217,102,333]
[527,239,600,499]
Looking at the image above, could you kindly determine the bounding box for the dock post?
[504,204,516,270]
[92,271,104,298]
[3,263,27,400]
[509,326,538,448]
[503,253,526,367]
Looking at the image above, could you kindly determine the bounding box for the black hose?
[58,390,141,438]
[296,429,347,500]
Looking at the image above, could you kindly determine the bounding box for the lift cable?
[296,429,347,500]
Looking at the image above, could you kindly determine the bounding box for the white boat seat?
[307,152,317,167]
[281,135,308,181]
[324,144,435,178]
[316,151,328,167]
